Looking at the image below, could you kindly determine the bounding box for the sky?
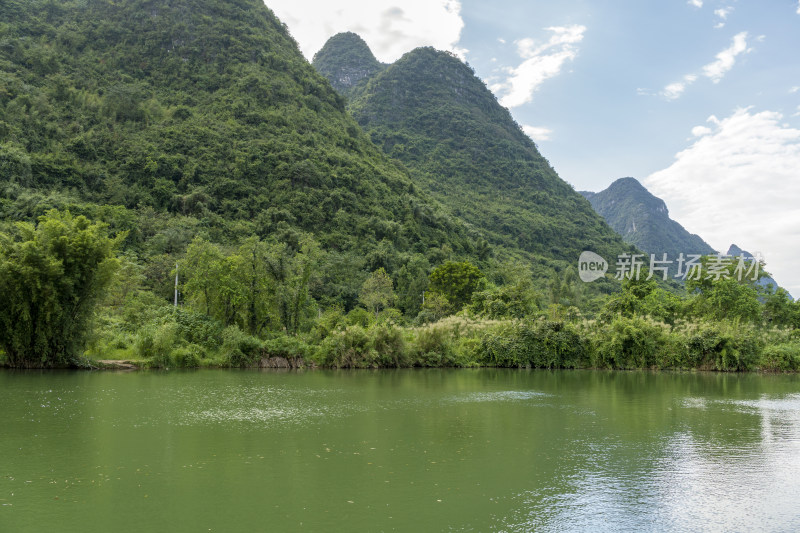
[266,0,800,297]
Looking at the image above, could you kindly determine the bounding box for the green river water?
[1,369,799,532]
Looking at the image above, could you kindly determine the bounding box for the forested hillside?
[1,3,797,369]
[0,0,480,312]
[314,39,633,269]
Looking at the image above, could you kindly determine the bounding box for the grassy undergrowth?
[80,301,800,372]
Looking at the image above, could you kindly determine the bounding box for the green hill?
[314,39,633,271]
[2,6,796,369]
[312,32,386,96]
[0,0,479,310]
[580,177,716,260]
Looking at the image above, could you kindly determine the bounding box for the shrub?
[314,325,376,368]
[479,319,587,368]
[121,291,173,332]
[370,325,408,367]
[174,309,223,349]
[134,322,178,367]
[376,308,404,326]
[591,316,666,369]
[408,316,504,367]
[760,342,800,371]
[309,307,346,343]
[346,307,374,328]
[451,336,482,367]
[221,325,263,367]
[263,335,310,364]
[413,323,453,366]
[172,344,204,368]
[684,322,762,371]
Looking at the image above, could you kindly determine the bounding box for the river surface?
[1,369,800,532]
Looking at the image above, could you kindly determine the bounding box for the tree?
[704,278,761,323]
[470,262,540,319]
[182,237,225,318]
[428,260,485,312]
[601,272,683,324]
[359,268,395,316]
[395,254,430,317]
[263,236,321,335]
[548,266,583,307]
[419,291,451,322]
[234,237,273,336]
[762,288,796,328]
[0,210,120,367]
[684,255,764,324]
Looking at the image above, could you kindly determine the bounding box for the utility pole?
[174,262,179,308]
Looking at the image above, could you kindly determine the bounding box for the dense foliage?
[1,3,797,370]
[0,210,118,366]
[0,0,479,312]
[428,261,485,312]
[325,44,634,268]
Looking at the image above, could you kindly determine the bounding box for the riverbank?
[6,314,795,372]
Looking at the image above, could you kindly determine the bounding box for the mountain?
[315,38,633,272]
[580,178,716,262]
[0,0,480,308]
[312,32,385,96]
[726,245,789,298]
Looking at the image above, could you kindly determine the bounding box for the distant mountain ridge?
[726,245,789,298]
[580,178,717,261]
[582,179,790,295]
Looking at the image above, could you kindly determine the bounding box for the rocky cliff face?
[580,177,716,261]
[312,32,385,95]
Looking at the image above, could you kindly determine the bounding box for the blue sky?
[461,0,798,185]
[268,0,800,296]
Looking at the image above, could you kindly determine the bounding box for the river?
[2,369,799,531]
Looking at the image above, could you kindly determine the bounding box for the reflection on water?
[442,390,550,404]
[1,370,799,532]
[500,389,800,532]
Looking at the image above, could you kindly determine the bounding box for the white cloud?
[702,31,750,83]
[714,7,731,19]
[661,74,697,100]
[658,33,753,100]
[498,37,506,44]
[266,0,466,63]
[663,82,689,100]
[490,25,586,108]
[691,125,712,137]
[790,86,800,94]
[688,0,703,7]
[645,108,800,298]
[797,0,800,14]
[713,7,732,28]
[522,125,552,141]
